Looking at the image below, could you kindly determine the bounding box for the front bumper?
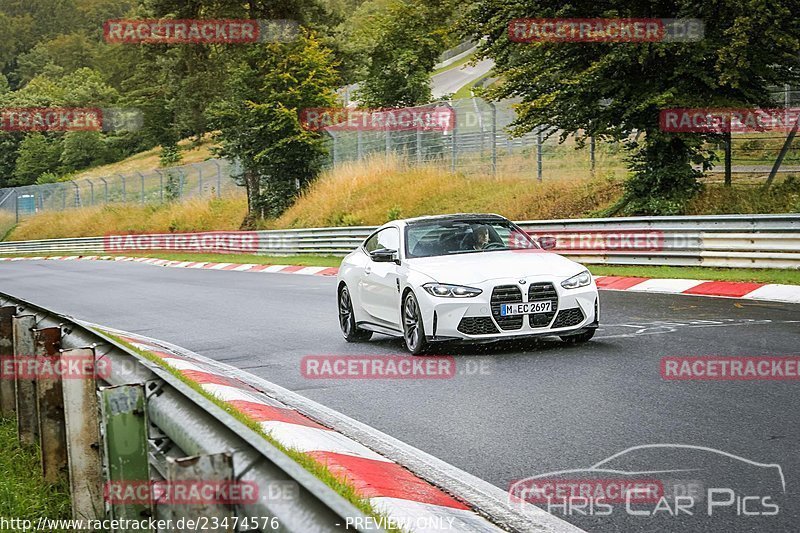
[415,276,599,342]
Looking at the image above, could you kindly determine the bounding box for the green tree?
[354,0,454,107]
[465,1,800,214]
[207,32,339,220]
[13,133,63,185]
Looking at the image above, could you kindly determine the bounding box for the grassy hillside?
[270,156,624,228]
[8,195,247,241]
[5,155,800,241]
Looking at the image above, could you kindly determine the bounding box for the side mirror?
[370,249,399,263]
[538,236,557,250]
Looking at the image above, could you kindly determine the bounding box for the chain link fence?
[323,97,627,180]
[0,159,239,222]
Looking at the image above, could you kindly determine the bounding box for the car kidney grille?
[528,282,558,328]
[457,316,499,335]
[491,285,524,330]
[552,307,585,328]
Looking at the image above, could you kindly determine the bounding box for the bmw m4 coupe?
[336,214,599,354]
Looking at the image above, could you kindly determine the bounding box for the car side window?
[377,228,399,251]
[364,228,399,253]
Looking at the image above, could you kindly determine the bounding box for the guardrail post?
[0,306,16,416]
[62,347,104,522]
[12,314,38,445]
[161,453,237,528]
[101,384,153,524]
[34,326,68,483]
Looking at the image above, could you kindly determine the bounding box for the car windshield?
[405,219,539,258]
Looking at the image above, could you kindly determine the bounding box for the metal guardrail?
[0,214,798,269]
[0,291,387,532]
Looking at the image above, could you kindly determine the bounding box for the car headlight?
[561,270,592,289]
[423,283,483,298]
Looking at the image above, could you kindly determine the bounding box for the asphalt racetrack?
[1,259,798,532]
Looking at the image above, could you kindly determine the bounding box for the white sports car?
[336,214,599,354]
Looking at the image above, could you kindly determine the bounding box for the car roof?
[399,213,508,226]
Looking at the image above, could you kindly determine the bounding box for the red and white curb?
[595,276,800,304]
[100,327,509,533]
[3,255,799,304]
[0,255,339,276]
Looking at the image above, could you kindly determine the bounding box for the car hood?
[406,250,585,284]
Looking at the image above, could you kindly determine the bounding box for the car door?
[358,227,401,327]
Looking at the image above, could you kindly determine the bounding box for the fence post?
[155,170,164,202]
[100,177,109,204]
[724,131,732,187]
[416,128,423,165]
[12,314,38,446]
[198,164,203,195]
[87,180,94,205]
[14,190,19,223]
[536,128,543,181]
[357,129,364,161]
[72,181,81,208]
[490,102,497,176]
[61,347,104,522]
[213,160,222,198]
[178,169,186,198]
[385,129,391,161]
[451,104,458,173]
[331,132,339,167]
[138,171,145,204]
[0,306,16,416]
[34,326,68,483]
[100,384,153,523]
[590,136,596,175]
[120,175,126,203]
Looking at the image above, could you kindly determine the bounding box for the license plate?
[501,301,552,316]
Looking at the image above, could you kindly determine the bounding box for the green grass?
[0,252,343,267]
[103,333,405,533]
[0,416,71,526]
[432,51,476,76]
[589,265,800,285]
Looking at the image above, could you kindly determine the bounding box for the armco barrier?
[0,291,582,533]
[0,214,798,268]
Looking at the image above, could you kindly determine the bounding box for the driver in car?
[469,225,490,250]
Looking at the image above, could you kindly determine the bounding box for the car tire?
[402,291,428,355]
[338,285,372,342]
[560,328,596,344]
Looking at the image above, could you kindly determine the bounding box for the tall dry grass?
[271,155,624,228]
[8,194,247,241]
